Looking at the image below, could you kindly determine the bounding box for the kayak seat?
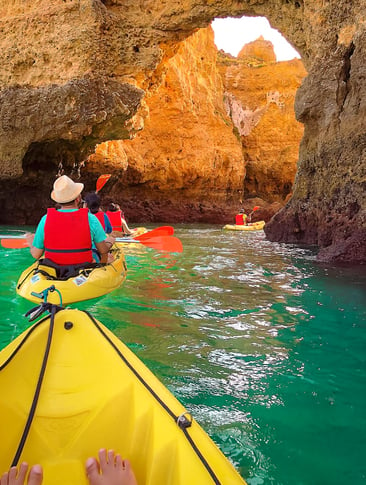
[35,258,103,281]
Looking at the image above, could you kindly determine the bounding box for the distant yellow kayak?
[223,221,265,231]
[16,247,127,305]
[0,308,246,485]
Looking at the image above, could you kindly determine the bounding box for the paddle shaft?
[0,225,174,240]
[1,230,182,253]
[117,236,183,252]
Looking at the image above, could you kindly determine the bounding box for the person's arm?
[95,240,112,264]
[121,217,133,236]
[89,214,114,263]
[25,233,44,259]
[30,246,44,259]
[26,216,46,260]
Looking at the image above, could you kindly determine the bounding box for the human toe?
[85,457,100,484]
[27,465,43,485]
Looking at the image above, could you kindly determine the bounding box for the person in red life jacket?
[235,209,248,226]
[106,203,133,236]
[26,175,113,265]
[83,192,113,234]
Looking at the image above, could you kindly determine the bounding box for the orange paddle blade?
[139,236,183,253]
[118,235,183,253]
[135,226,174,240]
[1,238,29,248]
[96,174,111,193]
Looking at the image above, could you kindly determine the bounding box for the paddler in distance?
[83,192,113,235]
[235,208,248,226]
[26,175,114,265]
[106,202,133,236]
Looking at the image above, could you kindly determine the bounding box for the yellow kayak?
[16,247,127,305]
[131,226,148,237]
[223,221,265,231]
[0,308,246,485]
[113,227,148,251]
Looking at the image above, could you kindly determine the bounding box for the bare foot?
[1,463,43,485]
[86,449,137,485]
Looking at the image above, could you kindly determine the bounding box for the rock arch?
[0,0,364,263]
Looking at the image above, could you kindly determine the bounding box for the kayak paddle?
[116,235,183,253]
[1,229,182,253]
[133,226,174,239]
[1,238,29,249]
[96,174,111,193]
[0,226,174,244]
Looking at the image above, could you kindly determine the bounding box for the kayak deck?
[0,308,245,484]
[16,247,127,305]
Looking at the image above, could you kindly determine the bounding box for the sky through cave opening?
[211,16,300,62]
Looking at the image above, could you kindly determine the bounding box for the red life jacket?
[94,211,106,230]
[235,214,246,225]
[106,210,123,231]
[44,208,93,265]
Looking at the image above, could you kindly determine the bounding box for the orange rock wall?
[94,27,245,220]
[218,42,307,203]
[93,31,305,221]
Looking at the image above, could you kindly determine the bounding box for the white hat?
[51,175,84,203]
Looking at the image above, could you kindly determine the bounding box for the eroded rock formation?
[218,39,306,203]
[266,6,366,263]
[0,0,365,262]
[91,31,304,223]
[93,27,245,223]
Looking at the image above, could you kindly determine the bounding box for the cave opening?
[211,16,300,61]
[22,140,86,183]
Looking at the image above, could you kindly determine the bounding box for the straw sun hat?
[51,175,84,203]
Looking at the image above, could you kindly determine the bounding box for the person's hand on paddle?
[105,235,115,246]
[105,235,116,264]
[25,232,43,258]
[25,232,34,248]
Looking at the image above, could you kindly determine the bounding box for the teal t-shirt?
[33,209,107,250]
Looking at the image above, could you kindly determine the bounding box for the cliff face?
[100,28,245,223]
[264,5,366,263]
[218,39,306,203]
[91,31,304,222]
[0,0,365,263]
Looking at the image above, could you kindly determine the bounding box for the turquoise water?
[0,224,365,484]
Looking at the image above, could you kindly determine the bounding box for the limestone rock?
[264,4,366,263]
[218,45,307,203]
[238,36,277,63]
[0,77,143,179]
[94,27,245,223]
[88,34,303,222]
